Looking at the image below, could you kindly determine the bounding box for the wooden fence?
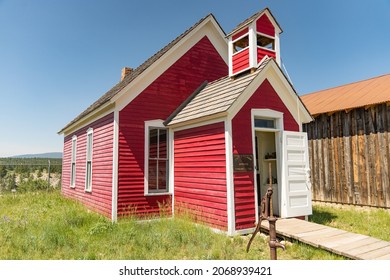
[303,103,390,208]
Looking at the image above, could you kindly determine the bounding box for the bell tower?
[227,8,282,77]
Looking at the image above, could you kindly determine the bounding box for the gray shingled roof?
[166,58,271,126]
[59,13,221,134]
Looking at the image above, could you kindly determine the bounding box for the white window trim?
[256,32,276,53]
[70,135,77,188]
[85,128,93,192]
[233,45,250,56]
[252,109,284,132]
[231,32,249,45]
[144,120,171,196]
[231,33,250,55]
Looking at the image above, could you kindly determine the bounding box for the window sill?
[70,186,75,189]
[144,192,172,197]
[257,46,276,53]
[233,46,249,56]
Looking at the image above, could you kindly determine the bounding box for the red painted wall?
[257,48,276,63]
[117,36,228,217]
[256,14,275,37]
[232,28,248,41]
[174,122,227,230]
[62,113,114,217]
[232,79,299,230]
[232,48,250,74]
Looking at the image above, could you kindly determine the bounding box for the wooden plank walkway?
[260,218,390,260]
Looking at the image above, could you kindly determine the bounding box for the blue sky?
[0,0,389,157]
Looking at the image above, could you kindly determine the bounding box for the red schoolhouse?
[59,8,312,235]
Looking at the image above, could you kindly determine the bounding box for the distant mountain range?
[10,152,63,159]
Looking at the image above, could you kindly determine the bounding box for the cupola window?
[257,34,275,51]
[233,35,249,53]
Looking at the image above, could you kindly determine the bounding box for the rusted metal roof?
[301,74,390,116]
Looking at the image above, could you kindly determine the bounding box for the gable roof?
[226,7,282,37]
[58,13,224,134]
[166,57,312,127]
[301,74,390,116]
[166,59,269,126]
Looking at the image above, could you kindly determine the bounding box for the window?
[257,34,275,51]
[147,127,169,193]
[85,128,93,192]
[255,118,275,129]
[233,35,249,53]
[70,135,77,187]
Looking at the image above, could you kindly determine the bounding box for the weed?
[0,191,364,260]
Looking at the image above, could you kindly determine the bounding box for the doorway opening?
[255,131,280,216]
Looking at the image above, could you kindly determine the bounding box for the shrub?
[18,178,49,192]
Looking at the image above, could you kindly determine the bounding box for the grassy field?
[0,190,349,260]
[310,202,390,242]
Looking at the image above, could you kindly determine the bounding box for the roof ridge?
[59,13,218,134]
[302,73,390,97]
[226,7,282,37]
[226,8,267,37]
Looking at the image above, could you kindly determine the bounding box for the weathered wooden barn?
[302,74,390,208]
[58,8,313,236]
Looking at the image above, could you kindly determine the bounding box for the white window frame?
[144,120,170,195]
[232,33,250,54]
[70,135,77,188]
[256,32,276,53]
[85,128,93,192]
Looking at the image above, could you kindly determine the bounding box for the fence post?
[48,160,50,191]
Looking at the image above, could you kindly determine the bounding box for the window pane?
[86,161,92,190]
[149,129,158,158]
[148,127,169,192]
[72,140,76,162]
[254,118,275,128]
[148,159,157,191]
[71,163,76,186]
[257,34,274,50]
[159,129,167,159]
[157,159,168,190]
[87,134,93,161]
[233,35,249,53]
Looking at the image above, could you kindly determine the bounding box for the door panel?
[281,131,312,217]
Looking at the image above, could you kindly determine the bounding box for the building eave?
[59,13,228,135]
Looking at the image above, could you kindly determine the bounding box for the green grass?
[0,191,345,260]
[310,202,390,242]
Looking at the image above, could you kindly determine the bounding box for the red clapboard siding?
[62,113,114,218]
[232,48,250,74]
[257,47,276,62]
[232,28,248,41]
[256,14,275,37]
[232,79,299,229]
[174,122,227,230]
[117,36,228,218]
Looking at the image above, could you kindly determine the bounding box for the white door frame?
[251,109,284,224]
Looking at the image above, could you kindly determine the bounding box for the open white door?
[281,131,312,217]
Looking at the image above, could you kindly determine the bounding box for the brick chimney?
[121,67,133,81]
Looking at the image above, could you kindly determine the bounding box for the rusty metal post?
[247,162,285,259]
[267,162,285,260]
[267,216,285,260]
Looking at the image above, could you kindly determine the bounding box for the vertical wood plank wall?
[303,103,390,208]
